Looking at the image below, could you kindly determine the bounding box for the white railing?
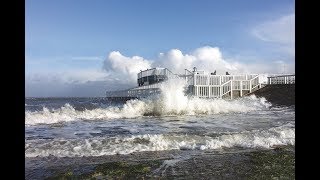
[221,80,232,96]
[192,74,260,99]
[138,68,180,79]
[232,80,241,90]
[242,81,250,90]
[209,86,221,98]
[192,74,259,86]
[268,75,295,84]
[250,75,260,91]
[108,72,262,99]
[131,83,163,90]
[221,76,233,84]
[209,76,220,85]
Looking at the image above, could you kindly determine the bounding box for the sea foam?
[25,124,294,157]
[25,79,271,125]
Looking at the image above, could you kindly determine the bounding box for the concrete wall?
[249,84,295,106]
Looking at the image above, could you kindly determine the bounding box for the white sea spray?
[25,79,271,125]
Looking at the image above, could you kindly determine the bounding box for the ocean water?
[25,81,295,159]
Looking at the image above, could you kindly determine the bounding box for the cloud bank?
[26,45,295,97]
[103,46,294,77]
[155,47,238,73]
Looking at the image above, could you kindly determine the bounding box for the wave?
[25,95,271,125]
[25,124,294,157]
[25,79,272,125]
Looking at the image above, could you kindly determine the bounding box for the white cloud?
[103,51,152,84]
[103,46,295,77]
[157,49,195,72]
[155,46,239,74]
[193,46,223,62]
[252,13,295,57]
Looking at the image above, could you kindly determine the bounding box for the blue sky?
[26,0,295,97]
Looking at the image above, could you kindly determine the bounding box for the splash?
[156,79,271,115]
[25,79,271,125]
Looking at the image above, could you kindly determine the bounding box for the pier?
[106,68,295,101]
[186,73,260,99]
[106,67,266,100]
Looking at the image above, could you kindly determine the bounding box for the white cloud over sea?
[103,46,294,79]
[26,45,295,96]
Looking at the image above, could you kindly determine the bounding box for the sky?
[26,0,295,97]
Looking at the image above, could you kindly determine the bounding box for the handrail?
[221,80,232,96]
[221,79,232,87]
[268,74,295,78]
[249,75,259,92]
[184,69,194,74]
[267,74,295,84]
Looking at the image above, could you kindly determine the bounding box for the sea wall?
[250,84,295,106]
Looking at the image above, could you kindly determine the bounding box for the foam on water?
[25,124,294,157]
[25,96,270,125]
[25,80,271,125]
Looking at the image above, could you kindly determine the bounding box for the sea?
[25,80,295,179]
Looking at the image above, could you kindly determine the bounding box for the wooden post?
[219,76,222,98]
[285,76,287,84]
[240,80,243,97]
[196,86,198,96]
[207,76,210,98]
[230,81,233,99]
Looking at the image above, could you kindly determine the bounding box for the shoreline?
[25,146,295,179]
